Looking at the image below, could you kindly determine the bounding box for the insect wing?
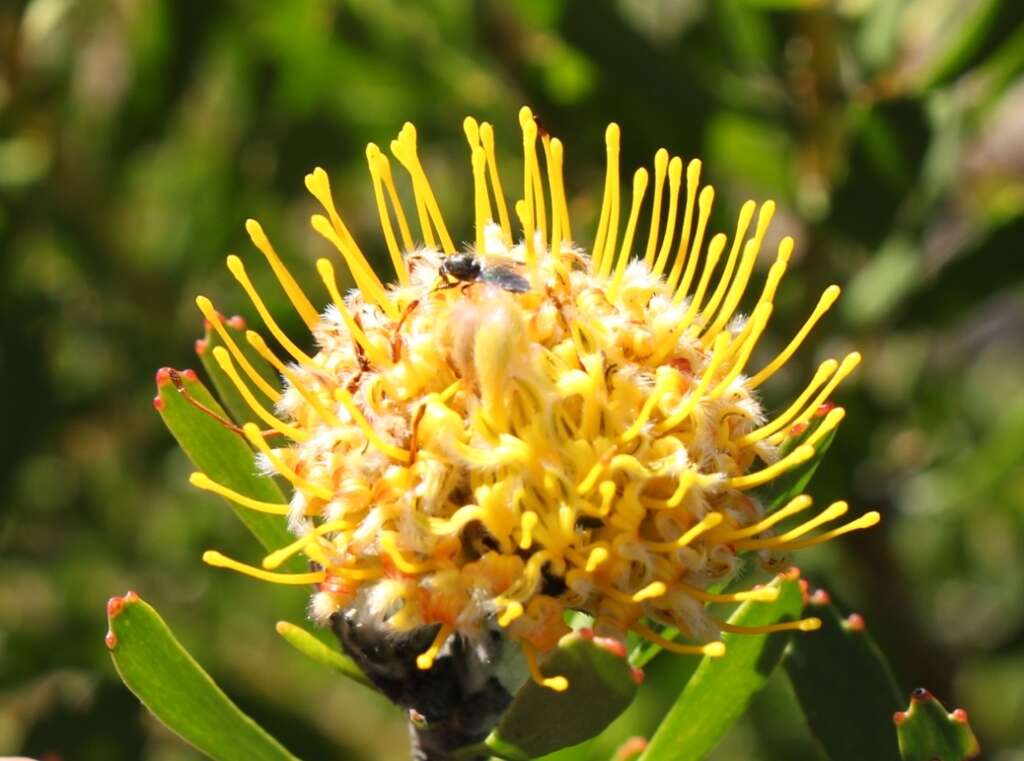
[481,265,530,293]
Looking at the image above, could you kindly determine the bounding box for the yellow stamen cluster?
[192,107,878,690]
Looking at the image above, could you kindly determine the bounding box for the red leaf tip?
[614,736,648,761]
[106,595,124,618]
[593,635,627,658]
[844,613,866,631]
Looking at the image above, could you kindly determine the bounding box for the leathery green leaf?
[637,574,805,761]
[481,631,640,760]
[154,367,301,569]
[106,592,299,761]
[275,620,371,688]
[762,409,839,514]
[197,313,282,428]
[895,688,981,761]
[784,595,903,761]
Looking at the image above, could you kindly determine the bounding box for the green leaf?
[155,367,301,569]
[482,632,640,760]
[914,0,1013,93]
[637,574,805,761]
[710,0,775,73]
[761,412,840,514]
[106,591,300,761]
[895,688,981,761]
[968,23,1024,119]
[784,596,903,761]
[275,620,371,688]
[857,0,910,73]
[841,235,920,327]
[197,315,282,428]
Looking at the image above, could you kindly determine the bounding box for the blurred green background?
[2,0,1023,758]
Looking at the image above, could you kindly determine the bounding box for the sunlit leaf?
[275,620,371,688]
[637,574,805,761]
[154,367,300,568]
[197,315,282,429]
[106,591,300,761]
[895,688,981,761]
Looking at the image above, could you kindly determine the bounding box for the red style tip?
[181,368,198,382]
[195,338,208,355]
[789,422,808,438]
[893,711,907,725]
[533,114,550,139]
[815,401,837,417]
[911,687,932,702]
[105,631,118,649]
[226,315,246,330]
[578,628,595,640]
[845,613,866,631]
[669,358,692,374]
[152,396,164,411]
[951,708,969,723]
[155,367,173,386]
[782,566,802,581]
[809,588,831,606]
[124,590,139,603]
[630,666,645,685]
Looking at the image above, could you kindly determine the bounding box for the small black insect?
[439,252,530,293]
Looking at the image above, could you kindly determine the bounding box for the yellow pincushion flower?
[189,107,878,692]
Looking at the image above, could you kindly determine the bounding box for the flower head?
[189,107,878,691]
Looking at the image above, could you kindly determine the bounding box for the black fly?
[439,252,530,294]
[392,253,530,362]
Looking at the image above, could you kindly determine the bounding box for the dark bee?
[439,252,530,294]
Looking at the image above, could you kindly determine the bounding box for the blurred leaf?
[968,23,1024,119]
[542,42,598,105]
[855,104,915,191]
[784,598,903,761]
[198,317,282,428]
[706,113,793,199]
[858,0,910,73]
[106,592,300,761]
[842,235,919,326]
[733,0,821,7]
[710,0,775,73]
[483,633,640,760]
[895,689,981,761]
[914,0,1016,93]
[636,574,804,761]
[275,620,371,688]
[154,367,301,567]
